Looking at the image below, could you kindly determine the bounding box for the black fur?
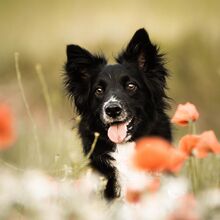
[64,28,172,199]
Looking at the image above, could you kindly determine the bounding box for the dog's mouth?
[107,118,133,144]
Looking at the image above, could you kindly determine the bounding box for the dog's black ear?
[66,45,106,79]
[117,28,160,71]
[117,28,169,109]
[64,44,107,114]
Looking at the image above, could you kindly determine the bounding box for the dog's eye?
[126,83,137,92]
[95,87,104,97]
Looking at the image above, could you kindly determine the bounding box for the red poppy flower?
[0,103,16,149]
[194,130,220,158]
[179,135,200,156]
[171,102,199,126]
[133,137,186,173]
[179,131,220,158]
[133,137,171,172]
[168,148,187,172]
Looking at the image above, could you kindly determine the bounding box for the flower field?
[0,55,220,220]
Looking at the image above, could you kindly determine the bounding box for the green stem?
[188,120,197,135]
[14,52,42,165]
[86,132,100,159]
[189,157,196,194]
[192,121,197,135]
[187,121,198,194]
[35,64,55,130]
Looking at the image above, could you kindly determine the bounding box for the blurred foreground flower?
[0,168,107,220]
[0,103,16,149]
[171,102,199,126]
[179,130,220,158]
[125,177,160,204]
[168,194,199,220]
[199,189,220,219]
[133,137,187,173]
[125,188,141,203]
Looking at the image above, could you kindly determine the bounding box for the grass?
[0,53,84,178]
[15,52,42,165]
[0,51,219,219]
[1,51,218,190]
[35,64,55,130]
[12,54,220,188]
[2,53,101,181]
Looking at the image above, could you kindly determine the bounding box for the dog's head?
[64,28,169,144]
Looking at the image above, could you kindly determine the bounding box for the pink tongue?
[107,123,127,144]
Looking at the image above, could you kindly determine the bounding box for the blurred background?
[0,0,220,170]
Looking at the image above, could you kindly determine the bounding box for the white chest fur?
[110,142,148,197]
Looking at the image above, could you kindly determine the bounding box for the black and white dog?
[64,28,172,199]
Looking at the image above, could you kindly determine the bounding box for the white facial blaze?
[102,96,116,123]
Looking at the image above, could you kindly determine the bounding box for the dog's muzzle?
[101,98,133,144]
[105,102,123,119]
[102,100,128,124]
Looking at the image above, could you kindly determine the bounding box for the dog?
[64,28,172,199]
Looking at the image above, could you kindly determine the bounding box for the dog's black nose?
[105,103,122,118]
